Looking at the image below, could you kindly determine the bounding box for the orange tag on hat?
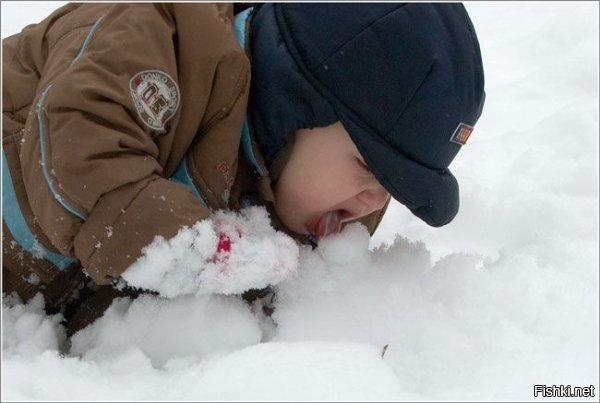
[450,122,474,145]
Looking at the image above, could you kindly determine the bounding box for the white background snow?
[2,2,599,401]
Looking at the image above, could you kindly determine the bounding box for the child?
[2,3,485,335]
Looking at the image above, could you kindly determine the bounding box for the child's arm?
[9,4,249,285]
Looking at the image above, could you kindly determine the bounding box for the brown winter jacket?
[2,3,387,310]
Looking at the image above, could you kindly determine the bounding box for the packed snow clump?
[122,207,299,297]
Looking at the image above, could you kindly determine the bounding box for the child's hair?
[247,4,485,226]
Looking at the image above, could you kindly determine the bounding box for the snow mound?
[70,294,262,368]
[3,294,66,358]
[178,341,405,401]
[275,224,598,400]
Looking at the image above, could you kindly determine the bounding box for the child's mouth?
[308,210,343,240]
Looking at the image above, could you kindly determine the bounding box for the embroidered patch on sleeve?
[449,122,474,145]
[130,69,180,133]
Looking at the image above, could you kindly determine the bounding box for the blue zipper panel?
[170,157,209,208]
[233,7,265,177]
[2,151,77,270]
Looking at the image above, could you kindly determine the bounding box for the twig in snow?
[381,344,389,358]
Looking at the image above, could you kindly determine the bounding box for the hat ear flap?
[248,4,337,165]
[268,136,295,185]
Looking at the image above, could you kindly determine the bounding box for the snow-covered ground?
[2,2,599,401]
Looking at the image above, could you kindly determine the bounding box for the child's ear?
[268,136,295,185]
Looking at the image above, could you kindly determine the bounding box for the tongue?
[316,210,342,240]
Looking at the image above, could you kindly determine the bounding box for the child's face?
[274,121,390,240]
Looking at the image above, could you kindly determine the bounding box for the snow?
[122,207,299,297]
[70,294,263,368]
[3,294,66,358]
[2,2,599,401]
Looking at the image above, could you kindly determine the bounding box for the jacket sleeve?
[16,3,245,284]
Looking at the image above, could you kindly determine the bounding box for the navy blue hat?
[249,3,485,227]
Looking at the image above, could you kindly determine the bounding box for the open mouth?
[307,210,343,240]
